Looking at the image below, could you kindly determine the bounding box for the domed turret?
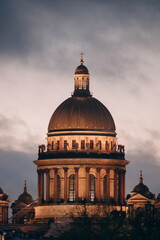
[17,181,33,205]
[132,171,154,199]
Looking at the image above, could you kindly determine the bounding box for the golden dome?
[48,96,116,132]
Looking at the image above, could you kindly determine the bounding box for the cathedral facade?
[33,55,129,220]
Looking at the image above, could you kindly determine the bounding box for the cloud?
[0,149,37,205]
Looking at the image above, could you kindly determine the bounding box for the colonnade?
[37,167,126,205]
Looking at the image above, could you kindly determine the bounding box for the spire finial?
[24,180,27,192]
[80,51,84,65]
[139,170,143,183]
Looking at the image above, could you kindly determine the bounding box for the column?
[75,167,79,202]
[96,168,101,201]
[54,168,58,202]
[49,169,54,202]
[118,170,124,204]
[37,170,44,204]
[41,170,44,203]
[37,170,41,204]
[109,169,115,198]
[106,169,110,201]
[63,167,68,202]
[46,169,50,202]
[114,169,118,203]
[123,170,126,203]
[86,167,90,201]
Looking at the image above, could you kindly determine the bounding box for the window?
[79,79,82,89]
[96,141,102,150]
[69,174,75,202]
[72,140,76,149]
[105,141,109,151]
[103,175,107,201]
[64,140,68,150]
[56,140,60,150]
[89,174,95,202]
[52,141,54,150]
[81,140,85,149]
[57,175,61,202]
[90,140,94,150]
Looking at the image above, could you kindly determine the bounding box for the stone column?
[123,170,126,203]
[106,169,110,201]
[37,170,41,204]
[63,167,68,202]
[86,167,90,201]
[114,169,118,203]
[118,170,124,204]
[75,167,79,202]
[49,169,54,201]
[109,169,115,199]
[54,168,58,202]
[46,169,50,202]
[96,168,101,201]
[41,170,44,203]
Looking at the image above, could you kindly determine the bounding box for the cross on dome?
[80,51,84,64]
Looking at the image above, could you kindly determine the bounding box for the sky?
[1,0,160,208]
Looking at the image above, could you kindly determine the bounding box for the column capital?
[45,169,50,173]
[74,167,79,172]
[96,167,101,173]
[53,168,58,173]
[86,167,90,173]
[119,169,126,174]
[63,167,69,172]
[114,168,119,174]
[106,168,110,174]
[37,169,45,174]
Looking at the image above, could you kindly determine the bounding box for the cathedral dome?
[48,96,116,132]
[75,64,89,75]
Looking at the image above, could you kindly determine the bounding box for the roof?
[75,64,89,75]
[48,96,116,132]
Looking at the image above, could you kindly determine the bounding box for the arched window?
[57,175,61,201]
[103,175,107,201]
[69,174,75,202]
[89,174,95,202]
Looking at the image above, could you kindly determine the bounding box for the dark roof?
[75,64,89,75]
[48,97,116,132]
[17,191,33,205]
[133,183,154,199]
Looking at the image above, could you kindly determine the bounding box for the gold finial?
[80,51,84,64]
[24,180,27,192]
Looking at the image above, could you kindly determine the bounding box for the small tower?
[11,181,34,224]
[73,52,91,96]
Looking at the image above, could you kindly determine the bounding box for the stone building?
[11,181,34,224]
[127,171,155,221]
[0,187,10,223]
[34,54,130,220]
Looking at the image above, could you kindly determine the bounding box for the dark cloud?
[0,149,37,205]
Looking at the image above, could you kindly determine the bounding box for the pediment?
[128,193,150,201]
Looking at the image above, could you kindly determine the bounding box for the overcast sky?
[1,0,160,207]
